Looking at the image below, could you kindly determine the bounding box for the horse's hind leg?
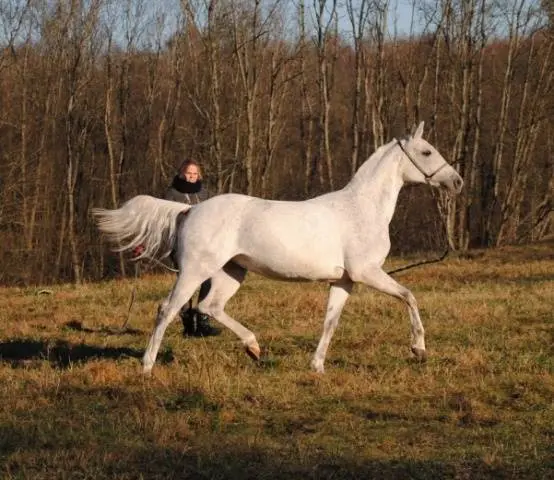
[196,263,261,360]
[311,278,353,373]
[142,270,205,374]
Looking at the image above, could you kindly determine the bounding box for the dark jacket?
[164,178,210,205]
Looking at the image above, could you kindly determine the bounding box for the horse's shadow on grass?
[63,319,143,336]
[0,339,174,369]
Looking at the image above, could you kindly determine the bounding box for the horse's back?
[177,193,349,281]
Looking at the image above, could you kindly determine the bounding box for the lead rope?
[386,144,462,276]
[121,261,140,330]
[120,255,179,330]
[386,191,451,276]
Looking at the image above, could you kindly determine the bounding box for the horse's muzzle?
[442,174,463,195]
[452,176,464,194]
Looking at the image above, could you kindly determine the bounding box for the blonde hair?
[179,159,203,180]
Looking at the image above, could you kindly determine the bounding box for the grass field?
[0,243,553,479]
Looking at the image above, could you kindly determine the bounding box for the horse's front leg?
[354,266,426,361]
[311,278,353,373]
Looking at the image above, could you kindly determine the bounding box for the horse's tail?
[91,195,191,260]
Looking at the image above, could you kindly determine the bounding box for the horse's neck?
[345,144,405,226]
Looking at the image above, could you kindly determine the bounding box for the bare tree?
[366,0,389,152]
[528,159,552,241]
[298,0,316,196]
[440,0,487,250]
[314,0,338,190]
[156,30,184,190]
[396,1,439,131]
[260,37,295,197]
[464,0,488,249]
[1,1,42,257]
[54,0,103,283]
[345,0,372,177]
[0,0,32,72]
[542,0,554,26]
[205,0,226,193]
[103,0,151,274]
[232,0,263,195]
[178,0,227,193]
[484,0,547,246]
[497,28,553,243]
[104,0,146,209]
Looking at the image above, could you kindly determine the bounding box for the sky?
[150,0,424,47]
[0,0,426,49]
[334,0,424,40]
[6,0,542,51]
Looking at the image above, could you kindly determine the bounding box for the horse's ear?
[414,121,425,139]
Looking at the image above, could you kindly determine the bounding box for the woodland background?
[0,0,552,285]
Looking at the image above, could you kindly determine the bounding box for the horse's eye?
[422,150,432,156]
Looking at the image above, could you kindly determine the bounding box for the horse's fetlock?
[411,346,427,362]
[310,357,325,374]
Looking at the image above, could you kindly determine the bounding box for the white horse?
[93,122,463,374]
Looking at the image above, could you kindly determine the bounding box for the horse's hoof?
[245,344,261,361]
[411,347,427,362]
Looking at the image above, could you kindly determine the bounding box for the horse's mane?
[348,138,399,187]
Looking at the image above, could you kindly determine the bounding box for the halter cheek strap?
[395,138,449,182]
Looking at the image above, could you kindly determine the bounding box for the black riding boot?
[181,308,221,337]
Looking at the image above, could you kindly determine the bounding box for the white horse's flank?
[93,122,463,374]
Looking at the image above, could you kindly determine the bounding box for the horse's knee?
[403,290,418,310]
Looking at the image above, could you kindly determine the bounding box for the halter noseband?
[395,138,449,182]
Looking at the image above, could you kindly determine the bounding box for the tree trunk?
[346,0,371,177]
[299,0,315,196]
[315,0,337,191]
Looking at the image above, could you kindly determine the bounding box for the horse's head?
[397,122,463,195]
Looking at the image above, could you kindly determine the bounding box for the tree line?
[0,0,552,285]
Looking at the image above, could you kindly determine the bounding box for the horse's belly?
[234,210,345,281]
[232,254,344,282]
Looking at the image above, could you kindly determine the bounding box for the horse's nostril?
[454,178,463,189]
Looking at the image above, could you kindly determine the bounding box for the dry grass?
[1,243,553,479]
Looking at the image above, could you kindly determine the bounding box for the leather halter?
[395,138,449,182]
